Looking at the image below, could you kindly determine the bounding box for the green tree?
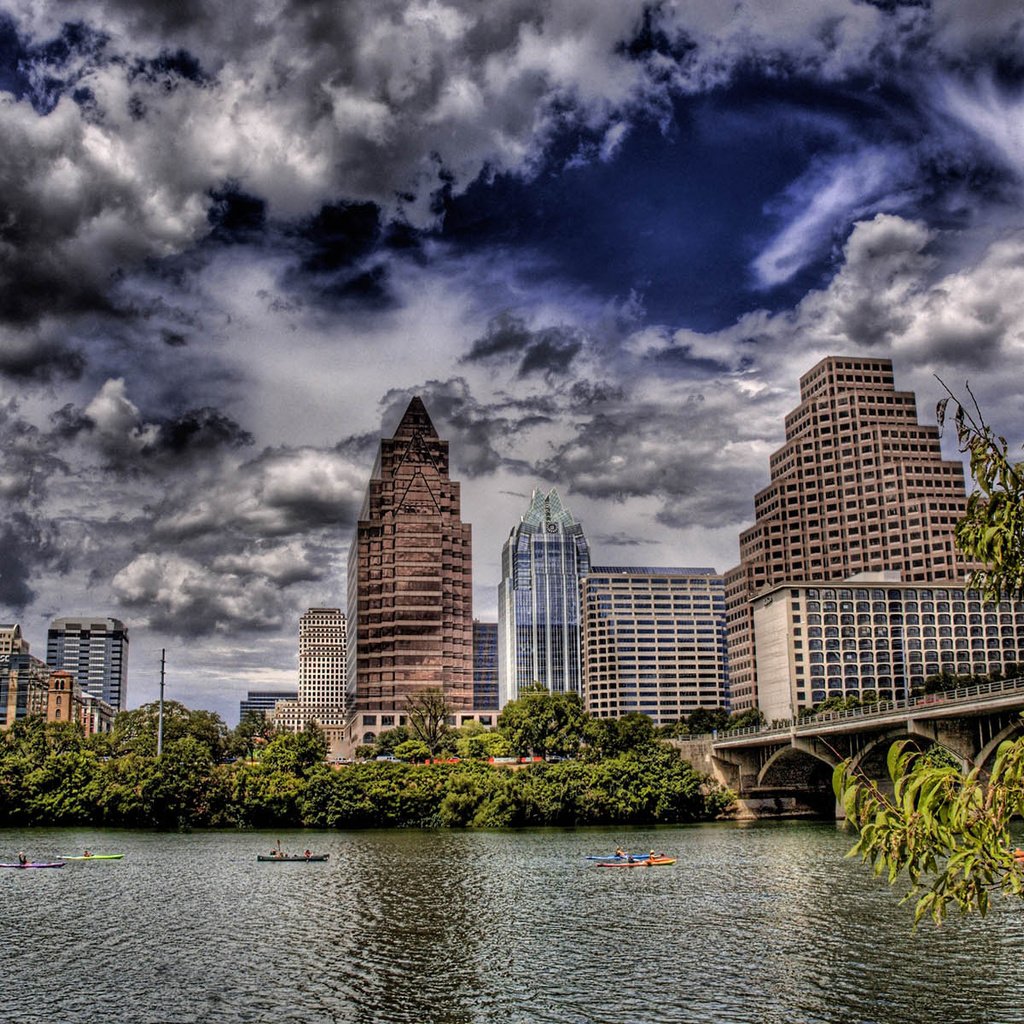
[836,398,1024,921]
[497,684,586,758]
[405,689,451,756]
[685,707,730,735]
[112,701,229,759]
[937,382,1024,601]
[394,739,431,763]
[834,739,1024,925]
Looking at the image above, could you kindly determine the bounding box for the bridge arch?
[975,719,1024,773]
[757,744,837,790]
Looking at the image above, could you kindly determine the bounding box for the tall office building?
[497,488,591,707]
[298,607,348,722]
[273,607,349,732]
[472,621,499,713]
[46,617,129,711]
[347,397,473,743]
[239,689,298,720]
[726,356,977,710]
[580,567,728,724]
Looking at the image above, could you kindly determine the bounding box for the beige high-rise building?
[347,397,473,747]
[726,356,977,710]
[580,567,728,724]
[272,607,348,733]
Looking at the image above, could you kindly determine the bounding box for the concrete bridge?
[674,675,1024,819]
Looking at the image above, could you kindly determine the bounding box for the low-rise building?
[752,574,1024,722]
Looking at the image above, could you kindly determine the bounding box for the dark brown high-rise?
[347,398,473,718]
[726,356,978,709]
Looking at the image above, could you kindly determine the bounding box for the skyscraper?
[347,398,473,744]
[726,356,977,710]
[580,567,728,724]
[472,621,499,713]
[272,607,348,732]
[498,488,591,707]
[46,617,129,711]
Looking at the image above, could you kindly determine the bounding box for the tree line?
[0,693,733,830]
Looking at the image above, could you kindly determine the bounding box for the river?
[1,821,1020,1024]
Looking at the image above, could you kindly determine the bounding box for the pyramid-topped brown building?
[726,356,978,710]
[347,398,473,741]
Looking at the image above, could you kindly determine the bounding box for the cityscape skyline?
[2,4,1024,723]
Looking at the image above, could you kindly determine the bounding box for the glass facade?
[498,489,591,706]
[45,617,129,711]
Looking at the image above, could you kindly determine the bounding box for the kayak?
[587,854,674,863]
[596,857,676,868]
[0,862,65,869]
[59,854,124,860]
[257,854,329,862]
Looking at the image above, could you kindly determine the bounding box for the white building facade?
[752,575,1024,723]
[273,608,348,734]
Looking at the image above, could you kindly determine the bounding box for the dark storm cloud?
[537,395,762,528]
[149,407,254,456]
[462,313,584,380]
[0,513,64,610]
[0,333,85,382]
[0,402,67,503]
[378,377,546,478]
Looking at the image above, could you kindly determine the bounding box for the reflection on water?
[2,822,1021,1024]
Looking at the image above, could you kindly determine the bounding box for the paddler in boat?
[17,851,27,865]
[304,849,312,861]
[614,846,626,858]
[83,849,92,858]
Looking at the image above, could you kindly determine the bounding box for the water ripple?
[1,823,1022,1024]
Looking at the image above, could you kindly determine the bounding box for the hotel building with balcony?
[725,356,978,712]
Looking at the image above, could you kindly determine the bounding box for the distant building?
[347,397,474,747]
[726,356,978,712]
[298,607,349,724]
[498,488,591,707]
[0,653,50,728]
[44,669,114,734]
[580,567,728,724]
[239,689,298,720]
[0,624,29,657]
[46,617,129,711]
[45,670,80,726]
[273,608,349,735]
[753,577,1024,722]
[473,621,499,711]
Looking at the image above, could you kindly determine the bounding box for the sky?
[2,0,1024,724]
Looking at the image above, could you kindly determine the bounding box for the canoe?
[0,862,65,869]
[59,854,124,860]
[256,854,329,862]
[596,857,676,868]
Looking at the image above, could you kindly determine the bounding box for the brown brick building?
[726,356,978,710]
[347,398,473,744]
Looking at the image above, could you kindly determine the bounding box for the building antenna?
[157,649,166,756]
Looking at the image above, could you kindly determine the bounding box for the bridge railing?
[694,674,1024,744]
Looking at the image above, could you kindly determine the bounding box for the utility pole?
[157,648,166,756]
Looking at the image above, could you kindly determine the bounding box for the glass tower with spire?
[497,488,591,707]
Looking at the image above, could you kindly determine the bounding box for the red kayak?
[1,861,64,869]
[596,857,676,868]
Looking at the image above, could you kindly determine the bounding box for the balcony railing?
[697,674,1024,744]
